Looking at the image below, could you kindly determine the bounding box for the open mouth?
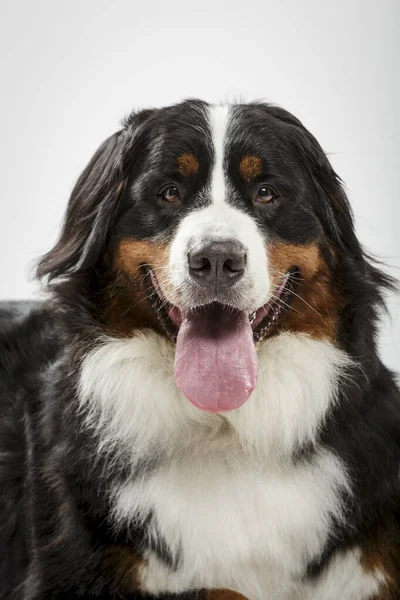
[142,267,296,414]
[145,268,296,345]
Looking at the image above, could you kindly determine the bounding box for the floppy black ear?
[312,166,363,260]
[270,107,397,293]
[294,125,362,258]
[37,130,128,281]
[268,105,363,259]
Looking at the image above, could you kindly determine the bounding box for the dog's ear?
[312,166,363,260]
[295,124,361,257]
[268,105,363,259]
[37,109,156,282]
[37,130,127,281]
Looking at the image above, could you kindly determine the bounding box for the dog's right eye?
[160,185,180,203]
[256,185,276,204]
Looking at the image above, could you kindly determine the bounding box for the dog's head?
[38,100,385,412]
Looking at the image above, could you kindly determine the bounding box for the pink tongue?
[174,304,258,412]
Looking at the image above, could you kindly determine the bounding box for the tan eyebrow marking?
[239,155,263,180]
[176,153,199,177]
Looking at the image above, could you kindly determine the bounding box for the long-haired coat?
[1,100,400,600]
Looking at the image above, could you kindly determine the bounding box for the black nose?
[187,240,247,291]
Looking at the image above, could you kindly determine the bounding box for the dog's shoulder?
[0,301,62,596]
[0,300,60,371]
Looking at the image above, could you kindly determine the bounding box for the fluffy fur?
[1,100,400,600]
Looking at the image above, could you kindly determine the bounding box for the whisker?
[270,294,301,315]
[268,266,306,284]
[118,290,157,318]
[287,288,322,317]
[267,268,321,317]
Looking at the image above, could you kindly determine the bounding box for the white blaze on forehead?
[167,103,271,312]
[208,104,230,206]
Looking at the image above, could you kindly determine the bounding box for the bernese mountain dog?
[1,100,399,600]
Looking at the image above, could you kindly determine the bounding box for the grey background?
[0,0,399,369]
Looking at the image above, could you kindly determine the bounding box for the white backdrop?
[0,0,399,369]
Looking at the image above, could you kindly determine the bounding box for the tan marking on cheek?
[101,239,171,337]
[206,591,249,600]
[177,153,199,176]
[115,239,169,274]
[267,242,340,340]
[268,242,321,281]
[239,155,263,180]
[116,238,178,301]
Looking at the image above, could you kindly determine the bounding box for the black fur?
[1,99,400,598]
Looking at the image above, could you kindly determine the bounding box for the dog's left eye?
[256,186,276,204]
[160,185,180,203]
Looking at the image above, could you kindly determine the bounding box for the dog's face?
[40,100,359,412]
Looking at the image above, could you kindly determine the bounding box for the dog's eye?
[160,185,180,203]
[256,186,276,204]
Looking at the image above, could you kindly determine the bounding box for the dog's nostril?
[187,240,247,290]
[223,254,246,273]
[188,255,211,272]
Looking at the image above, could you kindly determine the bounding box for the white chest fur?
[114,448,350,599]
[78,331,383,599]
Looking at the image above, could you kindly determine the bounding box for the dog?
[1,100,399,600]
